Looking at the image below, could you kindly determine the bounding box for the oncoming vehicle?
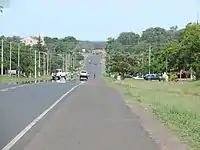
[52,69,66,81]
[79,70,89,81]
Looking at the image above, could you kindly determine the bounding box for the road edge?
[103,77,190,150]
[125,103,189,150]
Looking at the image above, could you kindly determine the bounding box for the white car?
[79,70,89,81]
[133,76,144,80]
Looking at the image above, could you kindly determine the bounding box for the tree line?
[0,35,105,77]
[105,23,200,80]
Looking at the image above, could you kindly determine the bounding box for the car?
[79,70,89,81]
[133,76,144,80]
[124,74,134,78]
[144,74,162,81]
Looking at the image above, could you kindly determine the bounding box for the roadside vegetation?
[105,23,200,79]
[0,35,105,82]
[105,78,200,149]
[104,22,200,150]
[0,75,51,83]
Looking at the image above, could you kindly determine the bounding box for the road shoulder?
[105,78,190,150]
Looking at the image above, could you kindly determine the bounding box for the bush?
[169,72,178,81]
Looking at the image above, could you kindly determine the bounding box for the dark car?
[144,74,162,81]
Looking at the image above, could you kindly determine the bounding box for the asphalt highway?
[0,80,79,149]
[1,54,159,150]
[0,54,94,149]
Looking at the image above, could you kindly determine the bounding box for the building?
[20,36,38,46]
[92,48,106,54]
[20,33,45,46]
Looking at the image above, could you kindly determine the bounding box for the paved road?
[2,54,158,150]
[83,53,102,79]
[0,54,93,149]
[0,80,79,149]
[9,54,158,150]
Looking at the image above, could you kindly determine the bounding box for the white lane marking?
[9,87,16,90]
[1,82,84,150]
[17,85,26,88]
[0,85,21,92]
[0,84,30,92]
[0,89,8,92]
[0,82,45,92]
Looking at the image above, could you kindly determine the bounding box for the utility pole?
[68,53,71,71]
[46,52,49,75]
[9,42,12,76]
[34,49,37,79]
[43,53,46,76]
[148,45,151,74]
[73,53,75,71]
[17,43,20,77]
[62,52,65,71]
[38,52,41,77]
[71,53,74,72]
[49,53,51,74]
[1,39,3,75]
[65,53,68,72]
[197,0,199,24]
[142,53,144,75]
[165,55,168,73]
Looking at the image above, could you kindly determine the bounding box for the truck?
[52,69,66,81]
[79,70,89,81]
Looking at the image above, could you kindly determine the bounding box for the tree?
[0,6,3,13]
[180,23,200,78]
[105,22,200,80]
[117,32,140,46]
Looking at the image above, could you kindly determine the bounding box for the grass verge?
[104,77,200,150]
[0,75,51,83]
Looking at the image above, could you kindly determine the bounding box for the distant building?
[20,37,38,46]
[20,33,45,46]
[92,48,106,54]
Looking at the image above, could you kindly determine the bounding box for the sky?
[0,0,199,41]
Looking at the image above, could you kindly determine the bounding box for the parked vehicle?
[144,74,162,81]
[124,74,134,78]
[133,76,144,80]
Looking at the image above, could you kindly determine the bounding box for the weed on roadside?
[105,77,200,150]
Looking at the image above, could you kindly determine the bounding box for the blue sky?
[0,0,199,40]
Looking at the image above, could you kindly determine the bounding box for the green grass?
[104,77,200,150]
[0,75,51,83]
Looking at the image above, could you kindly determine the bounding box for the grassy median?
[0,75,51,83]
[104,77,200,150]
